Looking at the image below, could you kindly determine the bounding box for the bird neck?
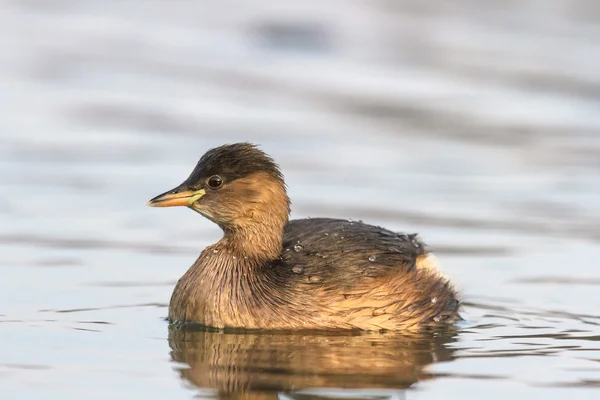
[219,175,290,263]
[220,222,285,263]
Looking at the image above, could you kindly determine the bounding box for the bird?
[148,142,460,331]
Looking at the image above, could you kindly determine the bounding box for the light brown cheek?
[193,200,232,223]
[216,205,241,223]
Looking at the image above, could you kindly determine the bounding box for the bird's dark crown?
[185,143,284,187]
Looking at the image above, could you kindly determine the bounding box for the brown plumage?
[148,143,460,331]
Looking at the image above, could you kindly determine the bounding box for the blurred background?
[1,1,600,399]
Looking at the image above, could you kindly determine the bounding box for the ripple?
[39,303,168,314]
[86,280,177,288]
[511,276,600,286]
[0,233,195,254]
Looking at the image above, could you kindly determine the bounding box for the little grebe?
[148,143,459,331]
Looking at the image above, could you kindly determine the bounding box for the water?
[2,0,600,399]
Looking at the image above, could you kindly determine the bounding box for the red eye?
[207,175,223,189]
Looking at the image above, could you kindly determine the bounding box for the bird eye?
[207,175,223,189]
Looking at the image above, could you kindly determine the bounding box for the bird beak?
[147,183,206,208]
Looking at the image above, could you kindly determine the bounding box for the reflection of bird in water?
[168,327,457,400]
[148,143,460,331]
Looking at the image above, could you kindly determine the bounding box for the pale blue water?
[2,1,600,399]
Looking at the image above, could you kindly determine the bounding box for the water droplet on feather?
[292,265,304,274]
